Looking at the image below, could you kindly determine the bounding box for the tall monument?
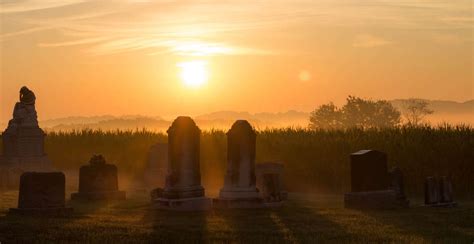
[152,116,211,211]
[214,120,263,208]
[0,87,52,189]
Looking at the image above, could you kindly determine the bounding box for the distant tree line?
[309,96,434,130]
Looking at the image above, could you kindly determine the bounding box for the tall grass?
[2,125,472,198]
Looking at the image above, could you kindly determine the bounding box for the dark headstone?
[350,150,389,192]
[424,177,440,205]
[9,172,72,215]
[152,117,211,211]
[439,176,454,203]
[71,155,125,200]
[424,176,456,207]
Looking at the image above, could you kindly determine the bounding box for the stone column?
[218,120,260,201]
[154,116,211,211]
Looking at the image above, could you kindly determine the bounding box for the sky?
[1,0,473,121]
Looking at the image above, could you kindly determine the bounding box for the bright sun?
[177,60,208,88]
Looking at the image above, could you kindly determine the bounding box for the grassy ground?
[0,191,472,243]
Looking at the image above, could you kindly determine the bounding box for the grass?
[0,191,473,243]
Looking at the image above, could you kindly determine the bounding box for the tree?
[309,96,401,130]
[309,103,343,130]
[402,98,434,126]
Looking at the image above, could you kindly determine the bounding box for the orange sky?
[1,0,473,121]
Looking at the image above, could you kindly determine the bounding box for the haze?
[1,0,473,122]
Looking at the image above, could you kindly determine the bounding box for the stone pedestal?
[214,120,263,208]
[144,143,168,189]
[344,150,408,209]
[71,155,126,201]
[256,162,287,207]
[9,172,73,215]
[152,117,211,211]
[424,176,457,207]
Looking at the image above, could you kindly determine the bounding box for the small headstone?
[0,87,52,190]
[424,176,457,207]
[9,172,72,215]
[389,167,409,207]
[71,155,126,201]
[256,162,287,206]
[439,176,454,203]
[214,120,263,208]
[424,177,439,205]
[152,116,211,211]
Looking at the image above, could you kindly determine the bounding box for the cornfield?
[2,125,472,198]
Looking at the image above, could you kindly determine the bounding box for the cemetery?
[0,87,472,242]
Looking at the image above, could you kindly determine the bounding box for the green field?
[0,191,473,243]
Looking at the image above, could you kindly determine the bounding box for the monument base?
[9,207,73,216]
[71,191,126,201]
[153,197,212,211]
[213,197,264,209]
[424,202,457,208]
[0,156,53,190]
[344,190,409,209]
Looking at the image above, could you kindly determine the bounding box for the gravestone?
[424,176,457,207]
[0,87,52,190]
[344,150,409,209]
[389,167,409,207]
[144,143,168,189]
[424,177,439,204]
[350,150,389,192]
[214,120,263,208]
[9,172,73,215]
[152,116,211,211]
[256,162,287,206]
[71,155,126,200]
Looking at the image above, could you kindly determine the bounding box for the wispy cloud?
[1,0,472,56]
[353,34,392,48]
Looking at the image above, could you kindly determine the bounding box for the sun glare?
[177,60,208,88]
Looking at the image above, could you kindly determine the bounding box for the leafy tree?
[309,96,401,129]
[309,103,343,130]
[402,98,434,126]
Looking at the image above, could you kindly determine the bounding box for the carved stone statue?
[8,86,38,127]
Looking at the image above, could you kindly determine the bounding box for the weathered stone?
[144,143,168,189]
[389,167,409,207]
[424,176,457,207]
[350,150,389,192]
[71,155,126,201]
[214,120,263,208]
[439,176,454,203]
[424,177,439,204]
[152,117,211,211]
[0,87,52,190]
[9,172,72,215]
[256,162,287,205]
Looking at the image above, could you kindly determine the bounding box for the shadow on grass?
[360,205,474,242]
[142,208,208,242]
